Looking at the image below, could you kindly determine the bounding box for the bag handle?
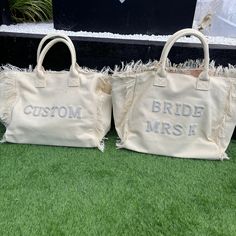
[155,28,210,91]
[36,33,75,63]
[35,38,80,88]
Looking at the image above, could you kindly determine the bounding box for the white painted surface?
[0,22,236,46]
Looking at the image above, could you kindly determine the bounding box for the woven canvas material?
[0,34,112,150]
[112,29,236,160]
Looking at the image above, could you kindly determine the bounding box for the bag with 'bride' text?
[112,28,236,160]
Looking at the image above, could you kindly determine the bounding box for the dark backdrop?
[53,0,197,35]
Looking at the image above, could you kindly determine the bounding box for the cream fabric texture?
[0,35,112,150]
[112,29,236,160]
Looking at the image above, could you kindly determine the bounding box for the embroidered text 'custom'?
[24,105,82,119]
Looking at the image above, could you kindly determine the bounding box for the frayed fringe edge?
[96,92,107,148]
[3,60,236,78]
[0,64,111,77]
[0,135,6,143]
[113,60,159,76]
[166,60,236,77]
[112,59,236,78]
[98,137,108,152]
[0,73,17,126]
[116,138,124,150]
[77,65,111,77]
[220,153,229,161]
[0,64,33,73]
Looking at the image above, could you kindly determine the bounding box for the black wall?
[1,34,236,71]
[0,0,12,25]
[53,0,197,35]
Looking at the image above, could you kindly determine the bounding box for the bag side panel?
[0,72,17,128]
[112,76,136,142]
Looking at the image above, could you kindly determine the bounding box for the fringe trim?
[1,64,33,73]
[76,64,111,76]
[96,91,105,149]
[119,78,136,144]
[98,137,107,152]
[116,138,124,149]
[0,135,6,143]
[96,88,111,152]
[214,78,236,160]
[112,59,236,78]
[4,60,236,78]
[220,153,229,161]
[166,60,236,78]
[0,71,17,127]
[1,63,111,76]
[96,75,112,151]
[112,60,159,76]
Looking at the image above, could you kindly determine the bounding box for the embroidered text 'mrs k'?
[24,105,82,119]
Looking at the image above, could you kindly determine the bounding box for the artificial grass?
[0,123,235,236]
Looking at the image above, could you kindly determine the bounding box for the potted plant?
[8,0,52,23]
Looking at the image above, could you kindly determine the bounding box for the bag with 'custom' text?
[0,34,112,150]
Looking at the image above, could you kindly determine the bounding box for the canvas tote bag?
[0,35,112,150]
[112,28,236,160]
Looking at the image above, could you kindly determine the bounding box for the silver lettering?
[163,101,172,115]
[24,105,33,115]
[145,121,196,137]
[172,124,183,136]
[192,106,205,118]
[152,100,161,113]
[146,121,160,133]
[23,105,82,119]
[182,104,192,116]
[33,106,42,117]
[188,124,198,136]
[58,106,68,118]
[42,107,50,117]
[50,106,59,117]
[152,101,205,118]
[69,106,82,119]
[161,122,171,135]
[175,103,182,116]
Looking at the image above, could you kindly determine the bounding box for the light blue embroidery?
[145,121,198,137]
[23,105,82,119]
[152,100,205,118]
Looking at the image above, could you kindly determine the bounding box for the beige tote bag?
[112,28,236,160]
[0,35,112,150]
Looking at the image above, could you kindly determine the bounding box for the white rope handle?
[37,33,75,63]
[158,28,210,81]
[35,38,79,88]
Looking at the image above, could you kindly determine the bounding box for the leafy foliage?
[9,0,52,23]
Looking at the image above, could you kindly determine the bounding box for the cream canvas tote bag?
[112,28,236,160]
[0,35,112,150]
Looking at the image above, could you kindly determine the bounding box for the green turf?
[0,123,236,236]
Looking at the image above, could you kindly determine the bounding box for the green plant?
[9,0,52,23]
